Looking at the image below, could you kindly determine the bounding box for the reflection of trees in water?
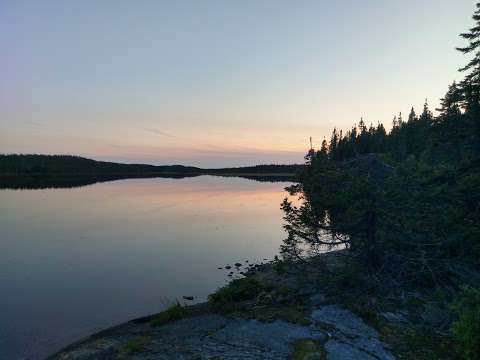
[223,175,297,183]
[0,174,295,190]
[0,174,199,190]
[280,183,347,262]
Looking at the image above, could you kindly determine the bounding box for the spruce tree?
[437,81,462,117]
[320,139,329,157]
[398,112,403,126]
[329,128,339,160]
[419,99,433,122]
[407,107,417,123]
[457,2,480,111]
[457,2,480,83]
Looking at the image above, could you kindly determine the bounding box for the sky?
[0,0,476,167]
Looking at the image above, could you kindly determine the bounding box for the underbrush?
[116,336,152,359]
[451,286,480,360]
[290,339,326,360]
[284,253,476,360]
[151,303,187,327]
[209,277,264,311]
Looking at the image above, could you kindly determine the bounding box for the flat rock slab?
[51,303,396,360]
[324,341,381,360]
[311,305,395,360]
[51,314,324,360]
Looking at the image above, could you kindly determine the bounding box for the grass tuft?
[209,277,263,311]
[151,303,187,327]
[116,335,151,359]
[290,339,326,360]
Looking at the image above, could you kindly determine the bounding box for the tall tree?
[457,2,480,82]
[457,2,480,112]
[436,81,462,117]
[407,107,417,123]
[329,128,339,160]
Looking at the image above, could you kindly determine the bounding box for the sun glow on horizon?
[0,0,474,166]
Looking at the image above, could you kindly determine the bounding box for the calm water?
[0,176,291,360]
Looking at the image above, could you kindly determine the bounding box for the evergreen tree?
[407,107,417,123]
[457,2,480,111]
[457,2,480,83]
[282,0,480,295]
[319,139,329,157]
[436,81,462,117]
[392,115,398,130]
[329,128,339,160]
[419,99,433,122]
[358,117,367,133]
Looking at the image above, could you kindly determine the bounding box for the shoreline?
[46,250,459,359]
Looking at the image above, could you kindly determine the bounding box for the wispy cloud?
[26,120,44,128]
[143,127,175,138]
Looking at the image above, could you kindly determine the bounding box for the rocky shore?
[47,251,453,360]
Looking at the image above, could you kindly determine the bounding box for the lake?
[0,175,292,360]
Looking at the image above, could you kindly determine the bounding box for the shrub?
[117,336,151,359]
[209,277,263,310]
[451,287,480,360]
[151,303,186,327]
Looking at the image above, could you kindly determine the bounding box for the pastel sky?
[0,1,475,167]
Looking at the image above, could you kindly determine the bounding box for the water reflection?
[0,176,292,359]
[0,174,296,190]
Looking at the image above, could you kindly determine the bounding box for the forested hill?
[279,7,480,357]
[0,154,303,177]
[281,0,480,309]
[0,154,202,175]
[206,164,305,175]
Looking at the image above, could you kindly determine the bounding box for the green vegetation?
[208,271,311,325]
[116,335,152,359]
[280,3,480,359]
[207,164,304,176]
[150,303,187,327]
[451,287,480,360]
[0,154,302,189]
[0,154,201,176]
[290,339,326,360]
[209,277,263,311]
[0,154,302,177]
[282,2,480,288]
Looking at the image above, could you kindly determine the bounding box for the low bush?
[451,287,480,360]
[151,303,187,327]
[116,336,151,359]
[209,277,263,310]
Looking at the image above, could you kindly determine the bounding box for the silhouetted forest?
[0,154,302,189]
[207,164,304,175]
[0,154,202,175]
[282,3,480,290]
[280,7,480,356]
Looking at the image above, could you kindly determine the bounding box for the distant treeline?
[206,164,305,175]
[0,154,201,176]
[0,154,303,189]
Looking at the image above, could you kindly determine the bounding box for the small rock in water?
[225,265,231,270]
[183,296,194,301]
[245,260,249,263]
[234,263,242,267]
[217,267,223,270]
[227,274,233,277]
